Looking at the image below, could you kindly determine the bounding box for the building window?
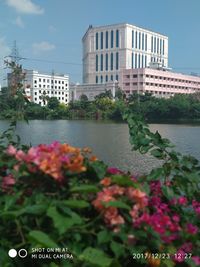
[34,92,37,95]
[160,39,162,54]
[132,52,134,68]
[145,55,147,67]
[55,80,57,83]
[145,34,147,51]
[106,75,108,82]
[106,31,108,48]
[34,80,37,83]
[139,32,141,49]
[116,29,119,48]
[96,76,98,84]
[138,54,141,68]
[163,40,165,55]
[142,54,144,68]
[157,38,159,54]
[135,31,138,49]
[34,98,37,101]
[142,33,144,50]
[111,75,113,81]
[101,75,103,83]
[101,32,103,49]
[111,53,113,70]
[43,79,45,82]
[154,37,156,53]
[151,36,153,53]
[96,32,98,50]
[58,81,61,84]
[135,53,137,68]
[111,30,114,48]
[132,30,134,48]
[39,78,41,82]
[106,53,108,71]
[96,55,98,71]
[101,54,103,71]
[116,74,118,81]
[116,52,119,70]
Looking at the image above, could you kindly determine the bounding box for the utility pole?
[5,41,25,96]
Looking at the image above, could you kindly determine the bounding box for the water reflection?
[0,120,199,174]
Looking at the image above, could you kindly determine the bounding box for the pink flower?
[192,256,200,265]
[173,249,185,263]
[178,196,187,205]
[15,150,26,161]
[107,167,123,175]
[6,145,16,156]
[186,223,198,235]
[180,242,193,253]
[2,174,15,191]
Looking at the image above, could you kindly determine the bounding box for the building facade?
[70,82,117,101]
[120,68,200,97]
[23,70,69,105]
[82,23,168,84]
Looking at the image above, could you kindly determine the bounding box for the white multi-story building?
[82,23,168,84]
[23,70,69,106]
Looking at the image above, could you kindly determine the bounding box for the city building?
[22,70,69,106]
[119,67,200,97]
[70,82,117,101]
[82,23,168,84]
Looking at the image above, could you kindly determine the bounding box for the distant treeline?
[1,88,200,122]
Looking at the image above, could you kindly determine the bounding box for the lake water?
[0,120,200,174]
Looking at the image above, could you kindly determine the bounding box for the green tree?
[47,97,59,109]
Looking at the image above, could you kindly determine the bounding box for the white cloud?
[32,41,55,55]
[6,0,44,15]
[49,25,57,33]
[14,16,24,28]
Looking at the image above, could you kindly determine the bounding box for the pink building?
[120,68,200,97]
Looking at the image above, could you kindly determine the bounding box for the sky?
[0,0,200,86]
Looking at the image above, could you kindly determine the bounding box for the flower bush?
[0,131,200,267]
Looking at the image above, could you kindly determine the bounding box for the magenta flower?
[186,223,198,234]
[192,256,200,265]
[178,196,187,205]
[107,167,123,175]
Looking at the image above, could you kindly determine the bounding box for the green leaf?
[162,259,175,267]
[79,247,112,267]
[70,185,99,194]
[89,161,107,179]
[28,230,58,248]
[104,201,130,210]
[162,186,175,200]
[47,206,82,234]
[150,148,164,158]
[24,204,48,215]
[111,175,136,187]
[63,200,89,209]
[110,241,124,258]
[97,230,111,244]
